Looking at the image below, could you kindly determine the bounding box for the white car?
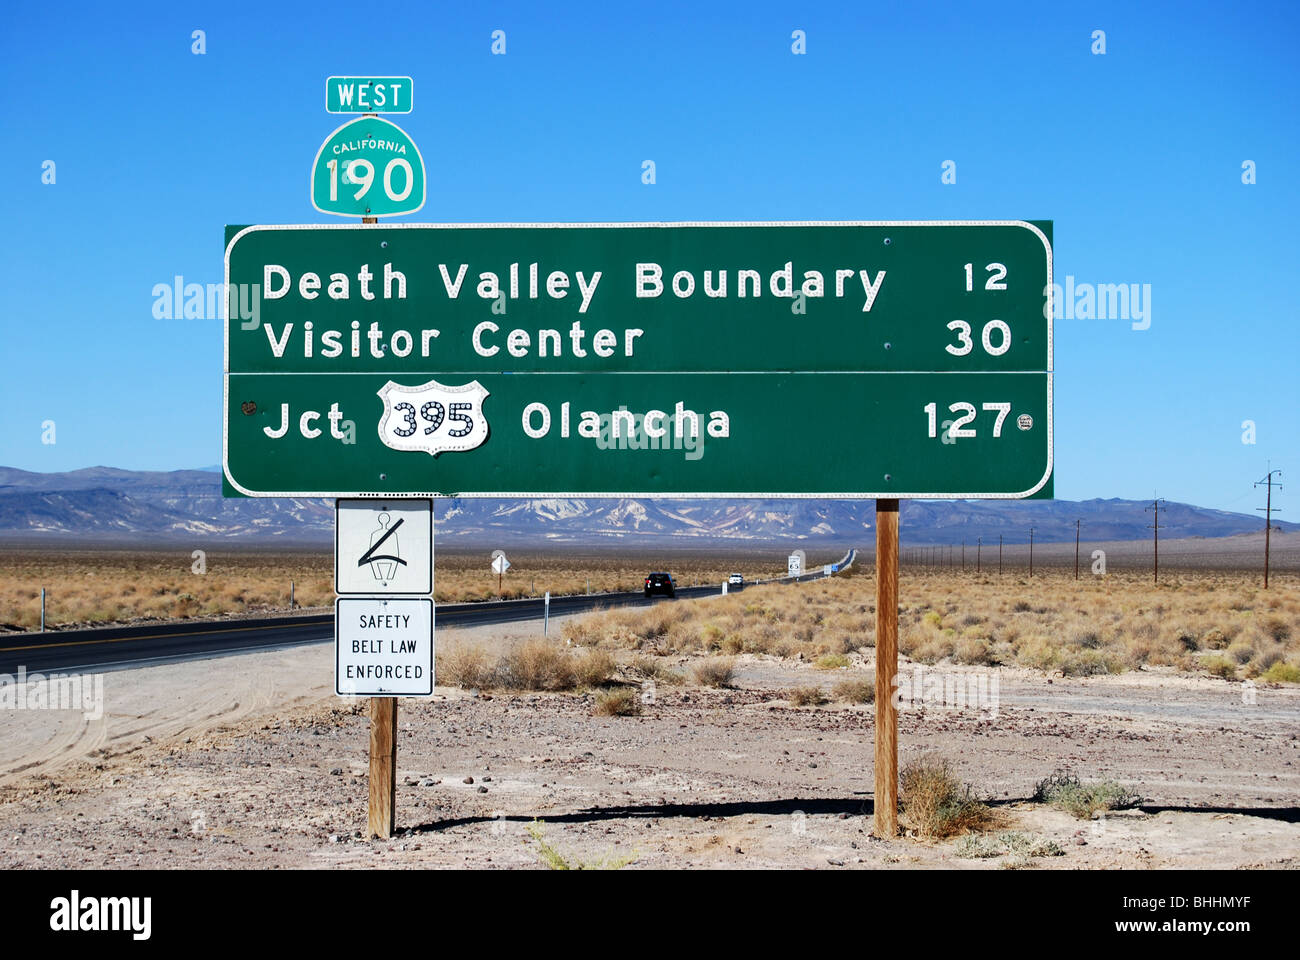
[728,573,744,587]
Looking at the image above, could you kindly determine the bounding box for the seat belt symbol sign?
[358,514,407,586]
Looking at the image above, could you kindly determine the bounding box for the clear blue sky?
[2,0,1295,512]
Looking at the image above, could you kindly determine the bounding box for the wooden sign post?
[368,697,397,838]
[874,499,900,837]
[359,209,398,840]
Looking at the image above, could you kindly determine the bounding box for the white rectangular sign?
[335,499,433,595]
[336,597,434,697]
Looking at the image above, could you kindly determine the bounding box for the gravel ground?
[0,614,1296,870]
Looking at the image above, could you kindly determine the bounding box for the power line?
[1145,497,1166,584]
[1255,470,1283,589]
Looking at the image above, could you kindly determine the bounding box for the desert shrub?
[692,658,736,688]
[831,677,875,704]
[562,615,606,647]
[437,643,496,689]
[1262,616,1291,642]
[1016,637,1060,671]
[574,648,616,688]
[815,653,850,670]
[787,685,828,706]
[1226,639,1256,664]
[1251,644,1284,672]
[922,611,944,627]
[593,687,641,717]
[1200,654,1237,680]
[911,637,954,665]
[1200,628,1230,649]
[1262,661,1300,684]
[899,629,925,658]
[1059,649,1121,677]
[1033,770,1140,819]
[1070,628,1102,649]
[502,641,576,691]
[628,656,684,685]
[955,831,1063,860]
[899,755,991,838]
[953,637,994,665]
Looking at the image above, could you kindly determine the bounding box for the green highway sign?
[310,117,425,218]
[326,76,413,114]
[224,222,1053,499]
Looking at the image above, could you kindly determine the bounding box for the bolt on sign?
[223,221,1053,500]
[335,499,433,595]
[336,597,433,697]
[311,116,425,218]
[326,76,413,114]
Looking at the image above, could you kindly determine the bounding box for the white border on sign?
[223,221,1053,500]
[335,596,435,698]
[334,498,434,595]
[308,117,427,218]
[324,75,415,114]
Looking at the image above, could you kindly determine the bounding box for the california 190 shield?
[376,378,490,456]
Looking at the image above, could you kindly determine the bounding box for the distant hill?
[0,466,1290,546]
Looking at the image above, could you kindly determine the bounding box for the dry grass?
[435,639,616,693]
[1033,770,1141,819]
[899,754,993,838]
[593,687,642,717]
[0,549,335,630]
[786,685,828,706]
[831,676,875,704]
[553,567,1300,682]
[12,545,1299,690]
[0,545,791,632]
[692,658,736,688]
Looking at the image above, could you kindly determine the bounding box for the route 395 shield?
[376,378,491,456]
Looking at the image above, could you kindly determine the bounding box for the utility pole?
[1028,527,1035,577]
[1255,470,1283,589]
[998,534,1003,576]
[1145,498,1166,585]
[1074,519,1081,580]
[976,536,982,574]
[961,539,966,572]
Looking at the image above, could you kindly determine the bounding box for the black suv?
[644,572,675,598]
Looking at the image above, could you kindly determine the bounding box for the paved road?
[0,549,855,674]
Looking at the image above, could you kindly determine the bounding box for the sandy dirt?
[0,614,1297,870]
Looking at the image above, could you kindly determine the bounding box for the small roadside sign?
[335,499,432,594]
[491,554,510,575]
[326,76,413,114]
[310,116,426,218]
[336,597,433,697]
[788,554,803,577]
